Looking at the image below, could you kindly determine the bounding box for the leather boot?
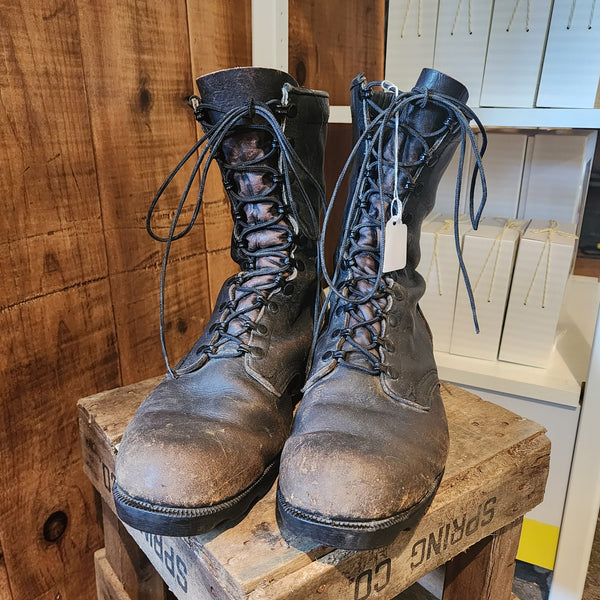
[114,67,329,536]
[277,69,485,550]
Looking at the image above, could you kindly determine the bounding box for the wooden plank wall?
[0,1,384,598]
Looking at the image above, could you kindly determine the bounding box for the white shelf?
[473,107,600,130]
[330,105,600,129]
[436,275,600,408]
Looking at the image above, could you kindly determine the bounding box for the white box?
[385,0,439,91]
[499,219,578,368]
[450,217,528,361]
[480,0,553,107]
[419,214,466,352]
[472,133,528,218]
[537,0,600,108]
[433,0,494,106]
[422,211,440,227]
[518,131,597,224]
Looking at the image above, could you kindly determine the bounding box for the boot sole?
[113,456,280,536]
[276,471,443,550]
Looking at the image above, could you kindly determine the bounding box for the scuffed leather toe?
[279,427,445,522]
[116,411,267,508]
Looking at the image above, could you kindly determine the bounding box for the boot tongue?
[196,67,299,126]
[212,108,292,344]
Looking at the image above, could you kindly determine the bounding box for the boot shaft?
[196,67,328,267]
[305,69,484,401]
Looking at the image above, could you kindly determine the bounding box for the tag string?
[382,80,402,222]
[524,220,578,308]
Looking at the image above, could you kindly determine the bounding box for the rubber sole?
[113,456,280,537]
[276,471,444,550]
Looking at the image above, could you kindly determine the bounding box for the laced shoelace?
[315,80,487,375]
[147,93,324,378]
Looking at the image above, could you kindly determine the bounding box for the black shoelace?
[147,93,324,378]
[315,80,487,375]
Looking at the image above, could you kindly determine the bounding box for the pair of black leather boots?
[113,66,485,550]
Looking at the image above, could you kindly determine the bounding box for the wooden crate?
[79,380,548,600]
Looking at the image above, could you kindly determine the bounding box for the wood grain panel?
[187,0,252,305]
[323,122,353,271]
[95,548,133,600]
[0,544,13,600]
[0,0,119,598]
[0,283,119,600]
[0,0,109,308]
[110,256,210,382]
[288,0,386,105]
[77,0,213,382]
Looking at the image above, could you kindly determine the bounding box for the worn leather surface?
[280,367,448,519]
[116,67,328,509]
[279,69,467,521]
[116,360,293,507]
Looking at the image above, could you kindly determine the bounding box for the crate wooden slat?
[79,380,549,600]
[101,499,167,600]
[96,548,137,600]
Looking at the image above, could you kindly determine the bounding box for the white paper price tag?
[383,217,407,273]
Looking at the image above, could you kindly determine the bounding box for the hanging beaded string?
[425,215,469,296]
[524,220,578,308]
[566,0,597,29]
[507,0,531,31]
[568,0,578,29]
[451,0,473,35]
[401,0,423,37]
[471,218,524,302]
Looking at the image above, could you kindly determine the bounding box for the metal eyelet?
[383,365,399,379]
[255,323,268,335]
[267,301,279,314]
[250,346,265,359]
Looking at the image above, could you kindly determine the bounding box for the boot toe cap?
[279,429,445,522]
[116,411,268,509]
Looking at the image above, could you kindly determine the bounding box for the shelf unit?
[436,275,600,409]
